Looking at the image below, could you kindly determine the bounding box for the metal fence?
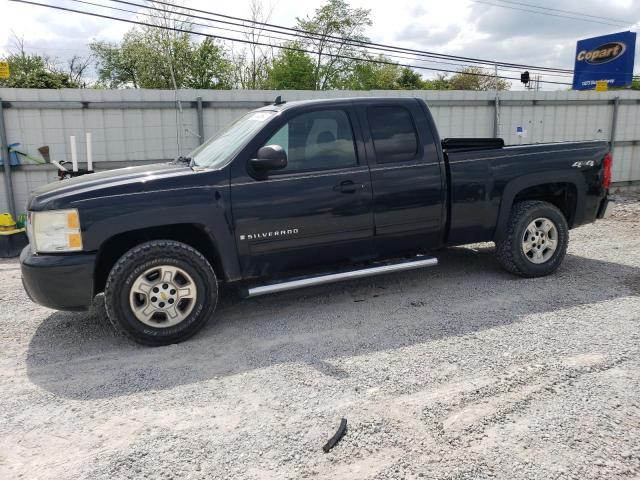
[1,88,639,215]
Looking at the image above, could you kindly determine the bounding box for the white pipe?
[69,135,78,172]
[51,160,68,172]
[86,132,93,172]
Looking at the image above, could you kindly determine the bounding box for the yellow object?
[0,61,9,79]
[67,211,80,229]
[0,213,17,231]
[0,227,25,236]
[68,233,82,249]
[595,80,608,92]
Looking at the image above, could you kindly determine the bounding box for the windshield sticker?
[248,112,273,122]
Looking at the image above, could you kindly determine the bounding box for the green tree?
[448,66,510,91]
[344,59,402,90]
[0,35,80,89]
[0,53,78,88]
[423,74,452,90]
[234,0,274,89]
[265,43,316,90]
[296,0,372,90]
[396,67,427,89]
[91,27,233,89]
[632,77,639,90]
[90,35,141,88]
[343,58,428,90]
[186,38,234,89]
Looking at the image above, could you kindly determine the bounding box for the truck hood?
[28,163,197,210]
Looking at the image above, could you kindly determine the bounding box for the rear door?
[356,99,445,256]
[231,105,374,277]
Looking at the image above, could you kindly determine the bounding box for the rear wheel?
[495,200,569,278]
[105,240,218,345]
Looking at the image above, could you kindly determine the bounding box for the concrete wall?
[2,88,639,214]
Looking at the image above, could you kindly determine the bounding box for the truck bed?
[443,140,610,245]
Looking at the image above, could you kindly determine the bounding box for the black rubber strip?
[322,418,347,453]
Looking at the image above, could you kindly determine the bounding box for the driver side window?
[264,109,358,173]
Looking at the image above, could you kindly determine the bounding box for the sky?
[1,0,639,90]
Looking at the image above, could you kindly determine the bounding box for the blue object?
[0,143,22,166]
[9,143,21,166]
[573,31,637,90]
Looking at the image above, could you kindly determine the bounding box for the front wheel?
[495,200,569,278]
[105,240,218,346]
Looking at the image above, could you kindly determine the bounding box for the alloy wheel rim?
[129,265,197,328]
[522,217,558,264]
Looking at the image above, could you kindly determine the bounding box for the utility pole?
[0,98,16,217]
[494,63,500,139]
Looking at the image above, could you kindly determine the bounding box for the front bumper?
[597,196,614,219]
[20,246,97,311]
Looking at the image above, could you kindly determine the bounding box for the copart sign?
[572,31,636,91]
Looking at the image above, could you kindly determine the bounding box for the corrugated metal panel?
[1,88,639,214]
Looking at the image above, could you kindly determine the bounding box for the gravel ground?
[1,196,639,480]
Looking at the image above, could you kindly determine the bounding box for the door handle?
[333,180,365,193]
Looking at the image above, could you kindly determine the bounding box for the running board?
[246,257,438,298]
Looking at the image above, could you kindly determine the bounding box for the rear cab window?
[367,106,419,163]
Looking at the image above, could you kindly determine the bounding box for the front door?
[231,106,374,278]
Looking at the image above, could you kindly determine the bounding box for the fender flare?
[86,203,242,283]
[493,170,586,242]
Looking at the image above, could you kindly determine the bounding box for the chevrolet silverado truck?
[21,97,614,345]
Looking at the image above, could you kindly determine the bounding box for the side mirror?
[250,145,287,174]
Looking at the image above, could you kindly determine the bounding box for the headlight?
[28,209,83,253]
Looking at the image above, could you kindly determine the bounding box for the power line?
[69,0,572,79]
[104,0,574,75]
[130,0,638,77]
[9,0,573,85]
[488,0,631,25]
[472,0,634,28]
[103,0,574,75]
[70,0,530,75]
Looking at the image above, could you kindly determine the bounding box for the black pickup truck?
[21,97,613,345]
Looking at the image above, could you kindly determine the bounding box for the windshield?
[190,110,276,168]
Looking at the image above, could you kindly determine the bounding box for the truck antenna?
[274,95,285,105]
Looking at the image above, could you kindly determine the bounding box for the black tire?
[495,200,569,278]
[104,240,218,346]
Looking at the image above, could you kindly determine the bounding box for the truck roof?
[255,96,421,112]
